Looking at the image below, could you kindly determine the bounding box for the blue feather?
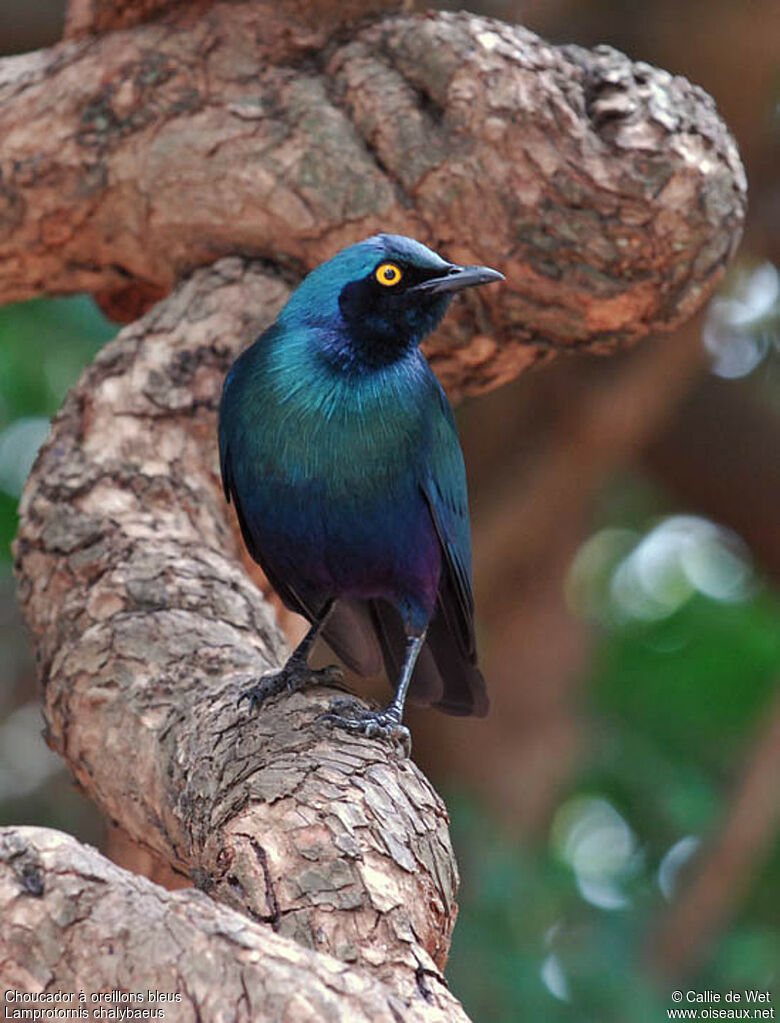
[219,234,501,720]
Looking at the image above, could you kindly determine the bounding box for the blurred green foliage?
[0,296,116,560]
[0,297,116,853]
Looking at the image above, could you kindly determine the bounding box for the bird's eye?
[375,262,403,287]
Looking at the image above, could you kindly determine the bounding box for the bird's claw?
[238,663,343,713]
[317,697,412,756]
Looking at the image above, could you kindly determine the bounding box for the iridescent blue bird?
[219,234,503,748]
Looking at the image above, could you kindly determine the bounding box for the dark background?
[0,1,778,1019]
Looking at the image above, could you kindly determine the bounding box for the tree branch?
[0,3,745,392]
[64,0,195,39]
[63,0,405,41]
[0,826,467,1021]
[13,259,458,1006]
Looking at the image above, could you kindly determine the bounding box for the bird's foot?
[318,697,412,757]
[238,661,343,713]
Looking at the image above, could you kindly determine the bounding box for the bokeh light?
[567,515,755,627]
[703,262,780,379]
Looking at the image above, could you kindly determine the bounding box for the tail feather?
[424,606,489,717]
[366,598,488,718]
[320,599,384,677]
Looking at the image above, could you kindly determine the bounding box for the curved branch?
[0,826,467,1021]
[13,259,457,1002]
[0,4,745,393]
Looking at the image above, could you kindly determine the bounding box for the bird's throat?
[331,289,450,371]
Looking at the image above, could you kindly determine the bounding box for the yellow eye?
[375,262,403,287]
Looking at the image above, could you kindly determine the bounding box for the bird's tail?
[320,597,489,718]
[368,599,489,718]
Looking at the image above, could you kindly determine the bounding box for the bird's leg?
[238,601,343,712]
[319,631,426,755]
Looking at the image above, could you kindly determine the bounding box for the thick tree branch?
[63,0,404,40]
[0,826,467,1021]
[64,0,196,39]
[0,4,745,393]
[13,260,459,1008]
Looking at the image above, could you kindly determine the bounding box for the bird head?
[280,234,503,369]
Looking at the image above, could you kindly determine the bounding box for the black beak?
[409,263,505,296]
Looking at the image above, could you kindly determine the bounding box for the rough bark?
[0,3,745,394]
[0,826,467,1021]
[63,0,405,40]
[64,0,195,38]
[13,260,459,1009]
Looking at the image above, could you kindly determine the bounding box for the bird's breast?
[231,352,442,618]
[263,354,431,492]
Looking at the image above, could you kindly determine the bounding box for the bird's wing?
[416,384,489,717]
[220,436,315,624]
[420,387,476,662]
[219,359,318,625]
